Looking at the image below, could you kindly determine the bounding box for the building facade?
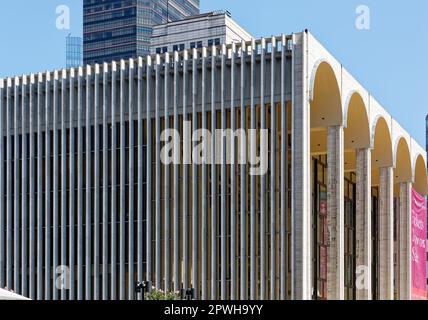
[150,11,253,54]
[83,0,200,65]
[66,35,83,68]
[0,32,427,301]
[426,114,428,291]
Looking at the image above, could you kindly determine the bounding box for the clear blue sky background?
[0,0,427,145]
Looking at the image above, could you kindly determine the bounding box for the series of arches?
[304,54,428,300]
[309,60,428,196]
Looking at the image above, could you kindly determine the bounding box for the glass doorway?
[344,173,356,299]
[371,187,379,300]
[312,156,328,300]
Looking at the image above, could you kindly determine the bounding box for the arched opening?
[394,138,412,184]
[309,61,342,300]
[371,117,394,188]
[371,117,394,171]
[310,61,342,129]
[344,93,370,149]
[413,155,428,196]
[370,116,394,300]
[343,92,370,300]
[343,92,371,202]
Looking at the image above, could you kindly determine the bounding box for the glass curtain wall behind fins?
[0,37,293,300]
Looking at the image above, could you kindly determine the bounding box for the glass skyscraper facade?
[66,35,83,68]
[426,114,428,156]
[83,0,200,65]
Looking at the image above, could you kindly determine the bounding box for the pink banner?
[411,189,427,300]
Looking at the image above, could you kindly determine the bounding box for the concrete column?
[355,148,372,300]
[327,125,345,300]
[399,182,411,300]
[378,166,394,300]
[291,33,312,300]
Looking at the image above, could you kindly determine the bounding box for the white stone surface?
[327,126,345,300]
[356,148,372,300]
[151,12,253,54]
[379,167,394,300]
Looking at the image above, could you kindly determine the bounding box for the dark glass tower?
[426,114,428,157]
[66,35,83,68]
[83,0,200,65]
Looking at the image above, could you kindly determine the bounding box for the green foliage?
[144,287,180,301]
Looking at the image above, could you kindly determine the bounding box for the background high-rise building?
[426,114,428,155]
[66,35,83,68]
[151,10,253,54]
[83,0,200,65]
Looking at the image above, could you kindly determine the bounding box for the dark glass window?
[312,155,328,300]
[155,47,167,54]
[83,0,200,64]
[344,172,356,300]
[208,38,221,47]
[172,44,185,52]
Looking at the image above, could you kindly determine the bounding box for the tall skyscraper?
[66,35,83,68]
[83,0,200,65]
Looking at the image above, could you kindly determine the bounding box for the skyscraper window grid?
[83,0,200,65]
[66,35,83,68]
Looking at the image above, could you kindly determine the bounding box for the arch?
[309,59,329,101]
[344,91,370,149]
[413,154,428,195]
[309,60,342,128]
[393,137,412,183]
[371,116,393,168]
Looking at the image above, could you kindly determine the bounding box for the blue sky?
[0,0,427,145]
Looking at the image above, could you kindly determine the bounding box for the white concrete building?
[0,31,427,301]
[151,10,253,54]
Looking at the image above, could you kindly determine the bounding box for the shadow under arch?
[309,60,342,129]
[344,91,370,149]
[371,116,393,169]
[393,137,412,183]
[413,154,428,196]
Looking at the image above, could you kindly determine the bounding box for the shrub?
[144,287,180,300]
